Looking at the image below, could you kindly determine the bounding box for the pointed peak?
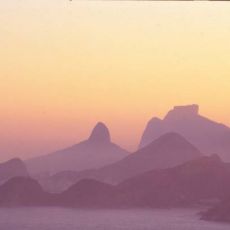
[155,132,191,144]
[164,104,199,120]
[88,122,111,143]
[147,132,201,154]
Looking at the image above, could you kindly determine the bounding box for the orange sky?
[0,1,230,161]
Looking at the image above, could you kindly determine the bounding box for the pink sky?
[0,1,230,161]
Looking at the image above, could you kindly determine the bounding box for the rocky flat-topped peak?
[164,104,199,120]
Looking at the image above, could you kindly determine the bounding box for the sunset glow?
[1,1,230,160]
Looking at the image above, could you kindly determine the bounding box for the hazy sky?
[0,1,230,161]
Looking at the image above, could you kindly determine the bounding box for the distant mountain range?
[26,104,230,180]
[139,104,230,161]
[26,122,129,174]
[1,104,230,222]
[40,132,202,192]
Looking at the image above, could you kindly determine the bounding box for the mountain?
[58,179,117,208]
[26,122,129,174]
[39,154,230,208]
[94,132,202,184]
[40,132,202,192]
[2,155,230,209]
[0,177,52,206]
[0,177,117,208]
[117,155,230,208]
[0,158,29,184]
[139,104,230,161]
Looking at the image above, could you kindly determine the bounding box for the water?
[0,208,229,230]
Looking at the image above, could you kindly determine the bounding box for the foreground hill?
[26,122,129,174]
[139,104,230,161]
[58,179,117,208]
[0,177,52,206]
[0,158,29,184]
[40,132,202,192]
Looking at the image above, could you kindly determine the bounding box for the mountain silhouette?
[0,177,52,206]
[58,179,116,208]
[0,158,29,184]
[58,155,230,208]
[26,122,129,174]
[139,104,230,161]
[2,155,230,209]
[117,155,230,207]
[40,132,202,192]
[95,132,202,183]
[89,122,111,143]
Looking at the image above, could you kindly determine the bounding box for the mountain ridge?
[38,132,202,192]
[26,122,129,174]
[139,104,230,161]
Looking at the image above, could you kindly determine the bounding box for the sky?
[0,1,230,161]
